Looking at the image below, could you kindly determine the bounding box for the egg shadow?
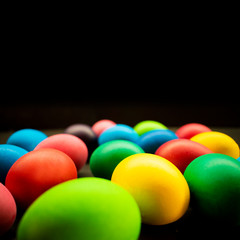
[139,206,240,240]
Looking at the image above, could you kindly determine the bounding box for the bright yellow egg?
[111,153,190,225]
[191,131,239,159]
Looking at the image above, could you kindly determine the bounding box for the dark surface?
[1,128,240,240]
[1,100,239,131]
[0,79,239,131]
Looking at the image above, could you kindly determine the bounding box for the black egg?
[64,124,98,157]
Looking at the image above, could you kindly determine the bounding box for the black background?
[1,79,239,131]
[1,11,240,240]
[1,17,239,131]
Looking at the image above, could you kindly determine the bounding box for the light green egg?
[17,177,141,240]
[133,120,167,136]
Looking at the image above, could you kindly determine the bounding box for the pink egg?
[92,119,116,137]
[0,183,16,235]
[35,134,88,170]
[175,123,211,139]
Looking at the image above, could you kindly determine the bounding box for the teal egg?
[7,129,47,151]
[17,177,141,240]
[0,144,28,183]
[98,124,139,145]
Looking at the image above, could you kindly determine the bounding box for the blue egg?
[98,124,139,145]
[0,144,28,183]
[7,129,48,151]
[137,129,178,153]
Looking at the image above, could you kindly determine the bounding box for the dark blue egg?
[137,129,178,153]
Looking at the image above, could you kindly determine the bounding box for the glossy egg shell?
[90,140,144,179]
[7,129,47,151]
[133,120,168,136]
[191,131,239,159]
[5,148,77,209]
[64,124,98,155]
[98,124,139,145]
[184,153,240,225]
[0,183,17,235]
[111,153,190,225]
[137,129,178,153]
[35,134,88,170]
[155,139,213,173]
[17,177,141,240]
[92,119,116,137]
[175,123,211,139]
[0,144,28,183]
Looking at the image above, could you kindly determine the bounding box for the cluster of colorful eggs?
[0,120,240,240]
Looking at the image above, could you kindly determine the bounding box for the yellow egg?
[190,131,239,159]
[111,153,190,225]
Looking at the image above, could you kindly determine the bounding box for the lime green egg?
[17,177,141,240]
[133,120,168,136]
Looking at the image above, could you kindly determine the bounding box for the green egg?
[133,120,168,136]
[17,177,141,240]
[90,140,144,179]
[184,153,240,226]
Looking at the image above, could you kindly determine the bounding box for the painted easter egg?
[175,123,211,139]
[0,144,28,183]
[98,124,139,145]
[137,130,178,153]
[0,183,16,235]
[64,124,98,155]
[7,129,47,151]
[5,148,77,209]
[92,119,116,137]
[191,131,239,159]
[35,134,88,170]
[111,153,190,225]
[184,153,240,226]
[17,177,141,240]
[155,139,213,173]
[133,120,167,136]
[90,140,144,179]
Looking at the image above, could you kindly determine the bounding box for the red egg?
[155,139,213,173]
[175,123,211,139]
[5,148,77,209]
[35,134,88,170]
[0,183,16,235]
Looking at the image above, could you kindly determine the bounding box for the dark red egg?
[155,139,213,173]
